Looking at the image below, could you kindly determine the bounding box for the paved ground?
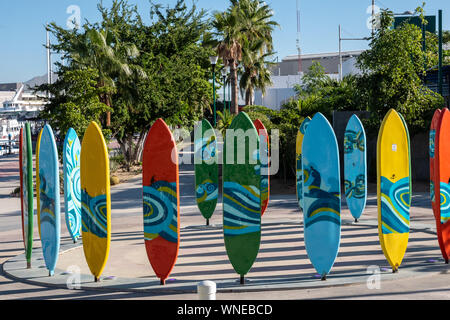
[1,148,450,300]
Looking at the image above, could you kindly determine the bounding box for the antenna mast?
[296,0,302,75]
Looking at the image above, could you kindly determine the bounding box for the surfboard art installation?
[80,121,111,282]
[344,114,367,222]
[223,112,261,284]
[143,118,180,285]
[296,117,311,211]
[194,119,218,225]
[302,112,341,280]
[377,109,411,272]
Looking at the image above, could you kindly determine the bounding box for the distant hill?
[23,73,58,92]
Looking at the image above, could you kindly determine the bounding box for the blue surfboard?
[38,124,61,276]
[63,128,82,242]
[302,113,341,280]
[344,115,367,222]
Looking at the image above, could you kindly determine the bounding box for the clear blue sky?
[0,0,449,83]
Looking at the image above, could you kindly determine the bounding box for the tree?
[213,0,279,113]
[357,8,444,135]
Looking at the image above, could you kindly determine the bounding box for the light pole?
[338,24,370,81]
[221,67,227,115]
[209,55,219,127]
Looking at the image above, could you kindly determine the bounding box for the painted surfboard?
[223,112,261,284]
[377,109,411,272]
[296,117,311,211]
[80,121,111,282]
[302,113,341,280]
[19,129,25,251]
[20,123,34,268]
[38,124,60,276]
[63,128,82,242]
[253,119,270,216]
[36,128,43,239]
[432,108,450,263]
[194,119,218,225]
[344,114,367,222]
[143,119,180,285]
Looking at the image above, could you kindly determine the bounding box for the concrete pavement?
[1,150,450,300]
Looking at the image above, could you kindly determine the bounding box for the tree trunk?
[230,60,239,114]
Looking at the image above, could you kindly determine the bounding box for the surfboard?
[194,119,218,225]
[38,124,60,276]
[302,113,341,280]
[377,109,411,272]
[20,123,34,269]
[344,114,367,222]
[19,128,25,251]
[80,121,111,282]
[223,112,261,284]
[253,119,270,216]
[63,128,82,243]
[142,118,180,285]
[432,108,450,263]
[296,117,311,211]
[36,128,43,239]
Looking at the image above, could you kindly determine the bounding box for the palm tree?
[213,0,279,114]
[70,28,145,127]
[239,38,275,105]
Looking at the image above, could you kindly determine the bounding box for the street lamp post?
[210,55,219,127]
[221,67,227,115]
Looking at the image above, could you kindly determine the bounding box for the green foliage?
[37,68,111,140]
[217,109,236,135]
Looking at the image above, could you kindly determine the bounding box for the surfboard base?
[160,279,166,286]
[95,277,100,282]
[240,275,245,285]
[27,261,31,269]
[355,219,358,223]
[206,219,210,226]
[321,274,327,281]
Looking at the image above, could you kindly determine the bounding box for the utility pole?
[338,25,370,81]
[46,24,52,98]
[371,0,375,38]
[296,0,302,75]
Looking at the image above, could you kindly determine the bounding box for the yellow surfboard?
[36,128,43,239]
[377,109,411,272]
[80,121,111,282]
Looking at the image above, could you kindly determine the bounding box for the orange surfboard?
[142,119,180,284]
[432,108,450,263]
[253,119,270,215]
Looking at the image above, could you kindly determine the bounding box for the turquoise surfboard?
[344,115,367,222]
[38,124,61,276]
[302,112,341,280]
[63,128,82,242]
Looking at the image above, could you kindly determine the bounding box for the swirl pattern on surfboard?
[223,182,261,236]
[344,174,366,199]
[380,176,410,234]
[303,166,340,228]
[195,136,217,163]
[439,182,450,224]
[143,181,178,243]
[344,130,365,154]
[64,135,81,240]
[196,179,218,203]
[429,129,436,158]
[81,191,108,238]
[39,175,56,227]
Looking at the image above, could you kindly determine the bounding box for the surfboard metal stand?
[206,219,209,226]
[354,219,358,223]
[26,261,31,269]
[321,274,327,281]
[240,275,245,285]
[94,277,99,282]
[160,279,166,286]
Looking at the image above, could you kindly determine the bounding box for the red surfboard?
[253,120,270,215]
[142,119,180,284]
[433,108,450,263]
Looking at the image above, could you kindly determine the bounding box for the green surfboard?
[194,119,219,224]
[223,112,261,284]
[20,123,34,268]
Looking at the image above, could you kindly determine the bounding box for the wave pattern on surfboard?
[143,181,178,243]
[223,182,261,236]
[81,191,108,238]
[64,135,81,240]
[39,175,56,227]
[439,182,450,224]
[196,179,218,203]
[380,176,410,234]
[303,166,340,228]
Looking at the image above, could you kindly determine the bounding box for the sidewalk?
[1,152,449,298]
